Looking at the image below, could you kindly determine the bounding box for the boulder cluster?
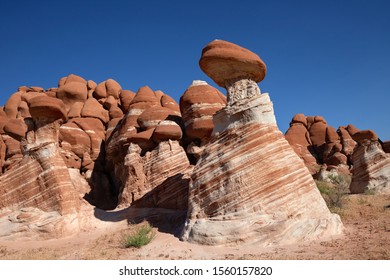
[285,114,390,194]
[0,74,217,214]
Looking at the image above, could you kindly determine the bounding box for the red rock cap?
[199,40,266,87]
[352,130,378,143]
[28,95,67,120]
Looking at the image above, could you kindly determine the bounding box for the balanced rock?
[199,39,266,87]
[181,40,342,245]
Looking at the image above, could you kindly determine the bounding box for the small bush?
[121,223,155,248]
[315,174,351,211]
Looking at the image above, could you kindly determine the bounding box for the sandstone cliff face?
[180,40,342,245]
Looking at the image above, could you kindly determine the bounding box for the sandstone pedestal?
[180,40,343,245]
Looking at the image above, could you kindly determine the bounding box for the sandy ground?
[0,194,389,260]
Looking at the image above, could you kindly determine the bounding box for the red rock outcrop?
[119,141,192,210]
[105,86,190,210]
[285,114,317,174]
[180,80,226,142]
[285,114,358,174]
[181,40,342,245]
[0,95,80,217]
[286,114,390,194]
[349,130,390,194]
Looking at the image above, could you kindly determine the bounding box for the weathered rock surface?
[285,114,359,174]
[285,114,317,173]
[105,86,190,211]
[349,131,390,194]
[181,40,342,245]
[286,114,390,194]
[118,141,191,210]
[180,80,226,142]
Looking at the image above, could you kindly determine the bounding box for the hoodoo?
[180,40,343,245]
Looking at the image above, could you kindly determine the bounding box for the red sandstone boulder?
[4,92,22,119]
[199,40,266,87]
[87,80,97,90]
[130,86,160,106]
[138,107,181,130]
[93,81,107,99]
[119,90,135,113]
[67,102,84,118]
[338,126,356,158]
[346,124,359,136]
[3,119,27,140]
[326,152,348,166]
[326,126,339,143]
[180,81,226,140]
[152,121,183,142]
[29,86,44,92]
[285,118,317,173]
[28,95,67,121]
[62,74,87,85]
[57,82,88,108]
[105,79,122,99]
[352,130,378,144]
[81,98,109,124]
[93,79,122,100]
[18,101,31,118]
[161,93,181,113]
[291,113,308,127]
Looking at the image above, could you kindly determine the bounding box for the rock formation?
[180,80,226,161]
[105,85,192,210]
[0,74,192,239]
[349,130,390,194]
[180,40,342,245]
[285,114,390,194]
[1,40,387,243]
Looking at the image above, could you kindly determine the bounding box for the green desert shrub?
[121,222,156,248]
[315,173,351,210]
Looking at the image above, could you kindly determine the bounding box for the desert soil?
[0,194,389,260]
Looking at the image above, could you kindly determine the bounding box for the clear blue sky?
[1,0,389,139]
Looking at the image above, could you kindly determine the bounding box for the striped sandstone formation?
[105,86,191,210]
[180,80,226,160]
[0,74,191,238]
[349,130,390,194]
[180,40,342,245]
